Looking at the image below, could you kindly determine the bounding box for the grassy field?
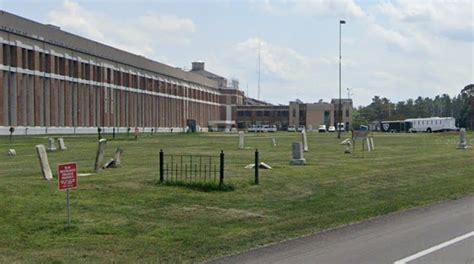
[0,131,473,262]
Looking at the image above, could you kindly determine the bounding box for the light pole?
[338,20,346,139]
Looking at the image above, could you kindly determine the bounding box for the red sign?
[58,163,77,191]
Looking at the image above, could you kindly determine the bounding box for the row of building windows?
[237,110,289,117]
[1,44,219,102]
[415,120,443,125]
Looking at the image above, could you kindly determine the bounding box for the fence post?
[159,149,164,183]
[255,149,259,185]
[219,150,224,186]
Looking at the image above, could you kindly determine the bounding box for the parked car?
[288,126,296,132]
[297,125,305,132]
[359,125,369,131]
[318,125,327,132]
[328,126,336,132]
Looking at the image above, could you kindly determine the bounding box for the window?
[245,111,252,117]
[282,111,289,117]
[293,109,296,117]
[257,111,263,117]
[21,48,27,68]
[10,45,17,67]
[238,111,245,117]
[2,44,8,66]
[28,49,34,70]
[264,111,270,117]
[346,109,350,117]
[45,54,51,73]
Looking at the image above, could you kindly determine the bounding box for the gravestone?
[457,128,468,149]
[35,144,53,180]
[366,138,372,152]
[58,137,67,150]
[272,138,277,147]
[340,138,352,154]
[301,129,308,152]
[369,137,375,151]
[94,139,107,172]
[47,137,57,152]
[239,131,245,149]
[104,147,123,169]
[7,149,16,156]
[290,142,306,165]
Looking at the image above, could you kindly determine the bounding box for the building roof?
[0,10,218,88]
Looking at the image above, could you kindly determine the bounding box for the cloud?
[255,0,366,19]
[47,0,196,57]
[235,37,312,81]
[377,0,474,42]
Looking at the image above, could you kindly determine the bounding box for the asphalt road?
[210,196,474,264]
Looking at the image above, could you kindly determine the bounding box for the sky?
[1,0,473,107]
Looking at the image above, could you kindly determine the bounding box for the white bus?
[405,117,457,133]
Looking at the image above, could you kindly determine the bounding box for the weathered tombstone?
[457,128,468,149]
[47,137,57,152]
[7,149,16,156]
[58,137,67,150]
[290,142,306,165]
[301,129,308,152]
[366,138,372,152]
[352,130,369,154]
[272,138,277,147]
[94,139,107,172]
[238,131,245,149]
[104,147,123,169]
[340,138,352,154]
[35,144,53,180]
[370,137,375,151]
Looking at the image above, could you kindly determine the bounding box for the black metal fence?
[159,150,225,185]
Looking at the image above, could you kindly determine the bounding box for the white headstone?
[58,137,67,150]
[47,137,57,152]
[290,142,306,165]
[35,144,53,180]
[104,147,123,169]
[366,138,372,152]
[7,149,16,156]
[272,138,277,147]
[239,131,245,149]
[301,129,308,152]
[370,137,375,150]
[457,128,468,149]
[94,139,107,172]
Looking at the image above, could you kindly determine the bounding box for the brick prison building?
[0,11,243,134]
[0,10,351,134]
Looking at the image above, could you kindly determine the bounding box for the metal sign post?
[58,163,78,227]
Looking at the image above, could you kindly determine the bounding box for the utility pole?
[258,40,261,101]
[338,20,346,139]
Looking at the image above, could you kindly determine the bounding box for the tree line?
[353,85,473,129]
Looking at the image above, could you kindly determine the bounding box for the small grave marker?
[35,144,53,180]
[457,128,468,149]
[239,131,245,149]
[272,138,277,147]
[301,129,308,152]
[47,137,57,152]
[58,138,67,150]
[94,139,107,172]
[104,147,123,169]
[134,127,139,140]
[7,149,16,156]
[290,142,306,165]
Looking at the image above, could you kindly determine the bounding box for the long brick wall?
[0,34,223,129]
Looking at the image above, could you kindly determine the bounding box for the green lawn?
[0,131,473,262]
